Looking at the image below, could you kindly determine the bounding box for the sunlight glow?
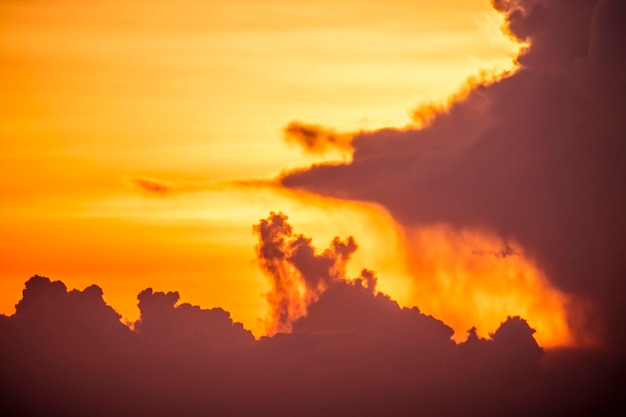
[403,225,573,347]
[0,0,534,344]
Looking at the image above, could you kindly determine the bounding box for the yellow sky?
[0,0,527,340]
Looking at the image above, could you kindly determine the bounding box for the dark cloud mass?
[134,288,254,349]
[1,214,623,416]
[281,0,626,349]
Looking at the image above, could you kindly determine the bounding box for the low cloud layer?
[1,213,622,416]
[281,0,626,349]
[283,121,355,155]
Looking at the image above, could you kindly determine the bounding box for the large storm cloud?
[281,0,626,349]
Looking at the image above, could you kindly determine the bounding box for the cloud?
[130,176,173,194]
[11,275,130,347]
[280,0,626,350]
[127,175,280,196]
[283,121,355,155]
[410,69,512,128]
[253,212,357,334]
[2,1,624,414]
[0,216,621,416]
[134,287,254,349]
[253,213,454,346]
[1,269,620,416]
[471,244,521,258]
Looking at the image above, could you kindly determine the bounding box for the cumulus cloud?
[11,275,130,347]
[127,175,279,195]
[292,279,455,349]
[1,269,619,416]
[280,0,626,349]
[2,1,624,415]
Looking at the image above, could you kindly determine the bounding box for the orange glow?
[0,183,411,338]
[241,195,576,347]
[402,225,573,347]
[0,0,526,342]
[410,68,519,127]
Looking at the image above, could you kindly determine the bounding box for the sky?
[0,0,531,341]
[2,0,626,415]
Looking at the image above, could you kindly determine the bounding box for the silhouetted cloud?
[472,245,521,258]
[127,175,279,195]
[281,0,626,350]
[134,288,254,349]
[10,275,131,348]
[253,212,357,334]
[0,211,622,415]
[1,270,621,416]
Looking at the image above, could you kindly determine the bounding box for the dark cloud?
[134,287,254,349]
[10,275,131,347]
[281,0,626,350]
[292,279,455,351]
[283,121,354,154]
[1,276,620,415]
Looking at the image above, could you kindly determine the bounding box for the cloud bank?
[1,213,621,416]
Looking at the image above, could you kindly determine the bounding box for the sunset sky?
[0,0,601,347]
[2,0,626,415]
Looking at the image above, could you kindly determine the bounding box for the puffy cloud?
[0,251,620,416]
[292,279,455,350]
[127,175,279,195]
[134,288,254,348]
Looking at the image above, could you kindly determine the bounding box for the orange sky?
[0,0,573,344]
